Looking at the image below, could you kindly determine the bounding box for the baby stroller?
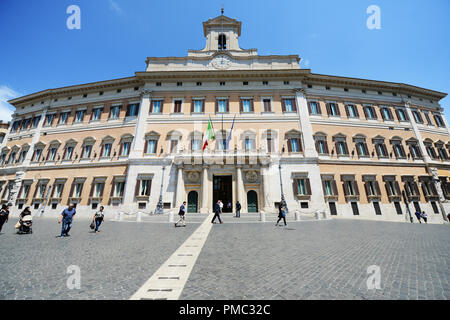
[16,215,33,234]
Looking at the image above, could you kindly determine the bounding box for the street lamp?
[278,163,288,213]
[155,165,166,214]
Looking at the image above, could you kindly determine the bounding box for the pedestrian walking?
[0,203,11,234]
[227,201,231,210]
[414,210,422,223]
[421,211,428,224]
[92,206,105,233]
[58,204,76,237]
[235,201,241,218]
[211,200,223,224]
[276,203,287,226]
[219,200,223,213]
[175,201,187,227]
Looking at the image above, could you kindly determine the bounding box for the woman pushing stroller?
[15,206,33,234]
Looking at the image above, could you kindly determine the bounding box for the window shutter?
[281,99,286,112]
[146,180,152,196]
[316,101,322,115]
[326,103,331,116]
[155,141,159,155]
[363,107,369,119]
[387,108,393,120]
[149,101,154,114]
[59,183,65,198]
[89,182,94,197]
[287,139,292,152]
[344,142,349,155]
[364,143,369,156]
[100,183,105,197]
[120,182,124,196]
[332,180,338,196]
[292,179,298,196]
[215,100,218,113]
[100,145,104,157]
[371,107,377,119]
[315,140,319,153]
[413,182,420,196]
[306,179,311,195]
[298,138,303,152]
[134,180,140,197]
[144,140,148,154]
[421,183,428,197]
[323,141,329,154]
[190,100,194,113]
[239,99,243,113]
[380,108,386,120]
[385,182,392,196]
[32,183,39,199]
[68,183,75,198]
[292,99,297,112]
[356,143,361,156]
[382,144,388,157]
[335,103,340,116]
[109,182,115,198]
[321,180,327,195]
[62,148,67,160]
[394,181,401,195]
[364,182,370,197]
[119,143,123,156]
[345,105,350,117]
[307,102,312,114]
[50,184,56,198]
[78,183,84,197]
[375,181,381,196]
[375,144,381,157]
[31,150,36,161]
[226,99,229,112]
[46,149,50,160]
[354,181,360,195]
[430,182,437,196]
[343,182,349,196]
[18,184,24,199]
[250,99,254,112]
[417,112,423,123]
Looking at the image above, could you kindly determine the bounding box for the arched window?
[218,34,226,50]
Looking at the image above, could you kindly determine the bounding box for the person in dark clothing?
[0,204,10,233]
[92,206,105,233]
[421,211,428,224]
[414,210,422,223]
[235,201,241,218]
[175,201,187,227]
[276,203,287,226]
[211,200,223,224]
[58,204,76,237]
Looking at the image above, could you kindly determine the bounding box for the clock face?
[212,54,232,69]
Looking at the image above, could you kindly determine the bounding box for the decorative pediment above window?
[34,142,46,149]
[49,140,61,146]
[113,175,126,182]
[92,176,107,183]
[401,175,415,182]
[120,133,134,143]
[405,137,418,145]
[389,136,403,144]
[321,174,335,180]
[372,135,385,143]
[10,144,20,151]
[382,175,396,182]
[73,177,87,183]
[262,129,278,139]
[189,130,203,139]
[332,133,347,142]
[167,130,182,140]
[340,174,355,181]
[352,134,367,143]
[145,131,160,139]
[434,140,445,147]
[292,172,308,179]
[102,135,115,143]
[65,139,77,147]
[362,175,377,182]
[284,129,301,139]
[241,130,256,139]
[83,137,96,145]
[215,130,227,140]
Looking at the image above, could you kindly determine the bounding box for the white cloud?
[0,85,19,123]
[109,0,123,15]
[302,59,310,68]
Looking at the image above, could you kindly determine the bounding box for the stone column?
[130,89,152,159]
[236,165,245,211]
[294,88,319,158]
[175,165,185,207]
[200,165,209,213]
[262,165,272,212]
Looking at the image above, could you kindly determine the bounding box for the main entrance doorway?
[213,175,233,213]
[247,190,258,212]
[188,191,198,213]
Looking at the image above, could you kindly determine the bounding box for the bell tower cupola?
[202,10,243,52]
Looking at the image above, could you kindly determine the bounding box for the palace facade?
[2,15,450,223]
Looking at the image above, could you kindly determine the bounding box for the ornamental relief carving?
[244,170,259,183]
[185,171,201,183]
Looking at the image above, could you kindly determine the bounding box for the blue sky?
[0,0,449,122]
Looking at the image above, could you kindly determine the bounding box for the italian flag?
[202,119,215,151]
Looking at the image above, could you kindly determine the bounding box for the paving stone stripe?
[129,213,215,300]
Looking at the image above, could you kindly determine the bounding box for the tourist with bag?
[276,203,287,227]
[0,203,11,234]
[175,201,187,227]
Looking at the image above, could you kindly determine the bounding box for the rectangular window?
[373,202,382,215]
[151,101,162,113]
[65,147,73,160]
[140,180,151,196]
[173,100,182,113]
[84,145,92,158]
[394,202,403,215]
[45,114,55,126]
[337,141,347,155]
[38,184,46,198]
[103,144,112,157]
[59,112,69,124]
[289,138,300,152]
[193,100,203,113]
[394,144,405,158]
[54,184,63,198]
[364,106,376,119]
[381,108,393,120]
[318,140,327,154]
[94,183,103,198]
[412,110,423,123]
[347,104,357,118]
[263,99,271,112]
[126,103,139,117]
[309,101,319,115]
[170,140,178,153]
[22,184,31,198]
[49,148,57,161]
[217,99,228,113]
[32,116,41,128]
[434,114,445,127]
[297,179,307,195]
[147,140,157,154]
[396,109,407,121]
[283,99,295,112]
[324,180,333,196]
[33,149,42,162]
[110,105,120,119]
[121,142,131,156]
[75,110,85,122]
[329,103,339,116]
[241,99,252,113]
[92,108,102,121]
[191,139,201,151]
[245,138,255,151]
[114,182,124,197]
[346,181,355,196]
[74,183,83,198]
[351,202,359,215]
